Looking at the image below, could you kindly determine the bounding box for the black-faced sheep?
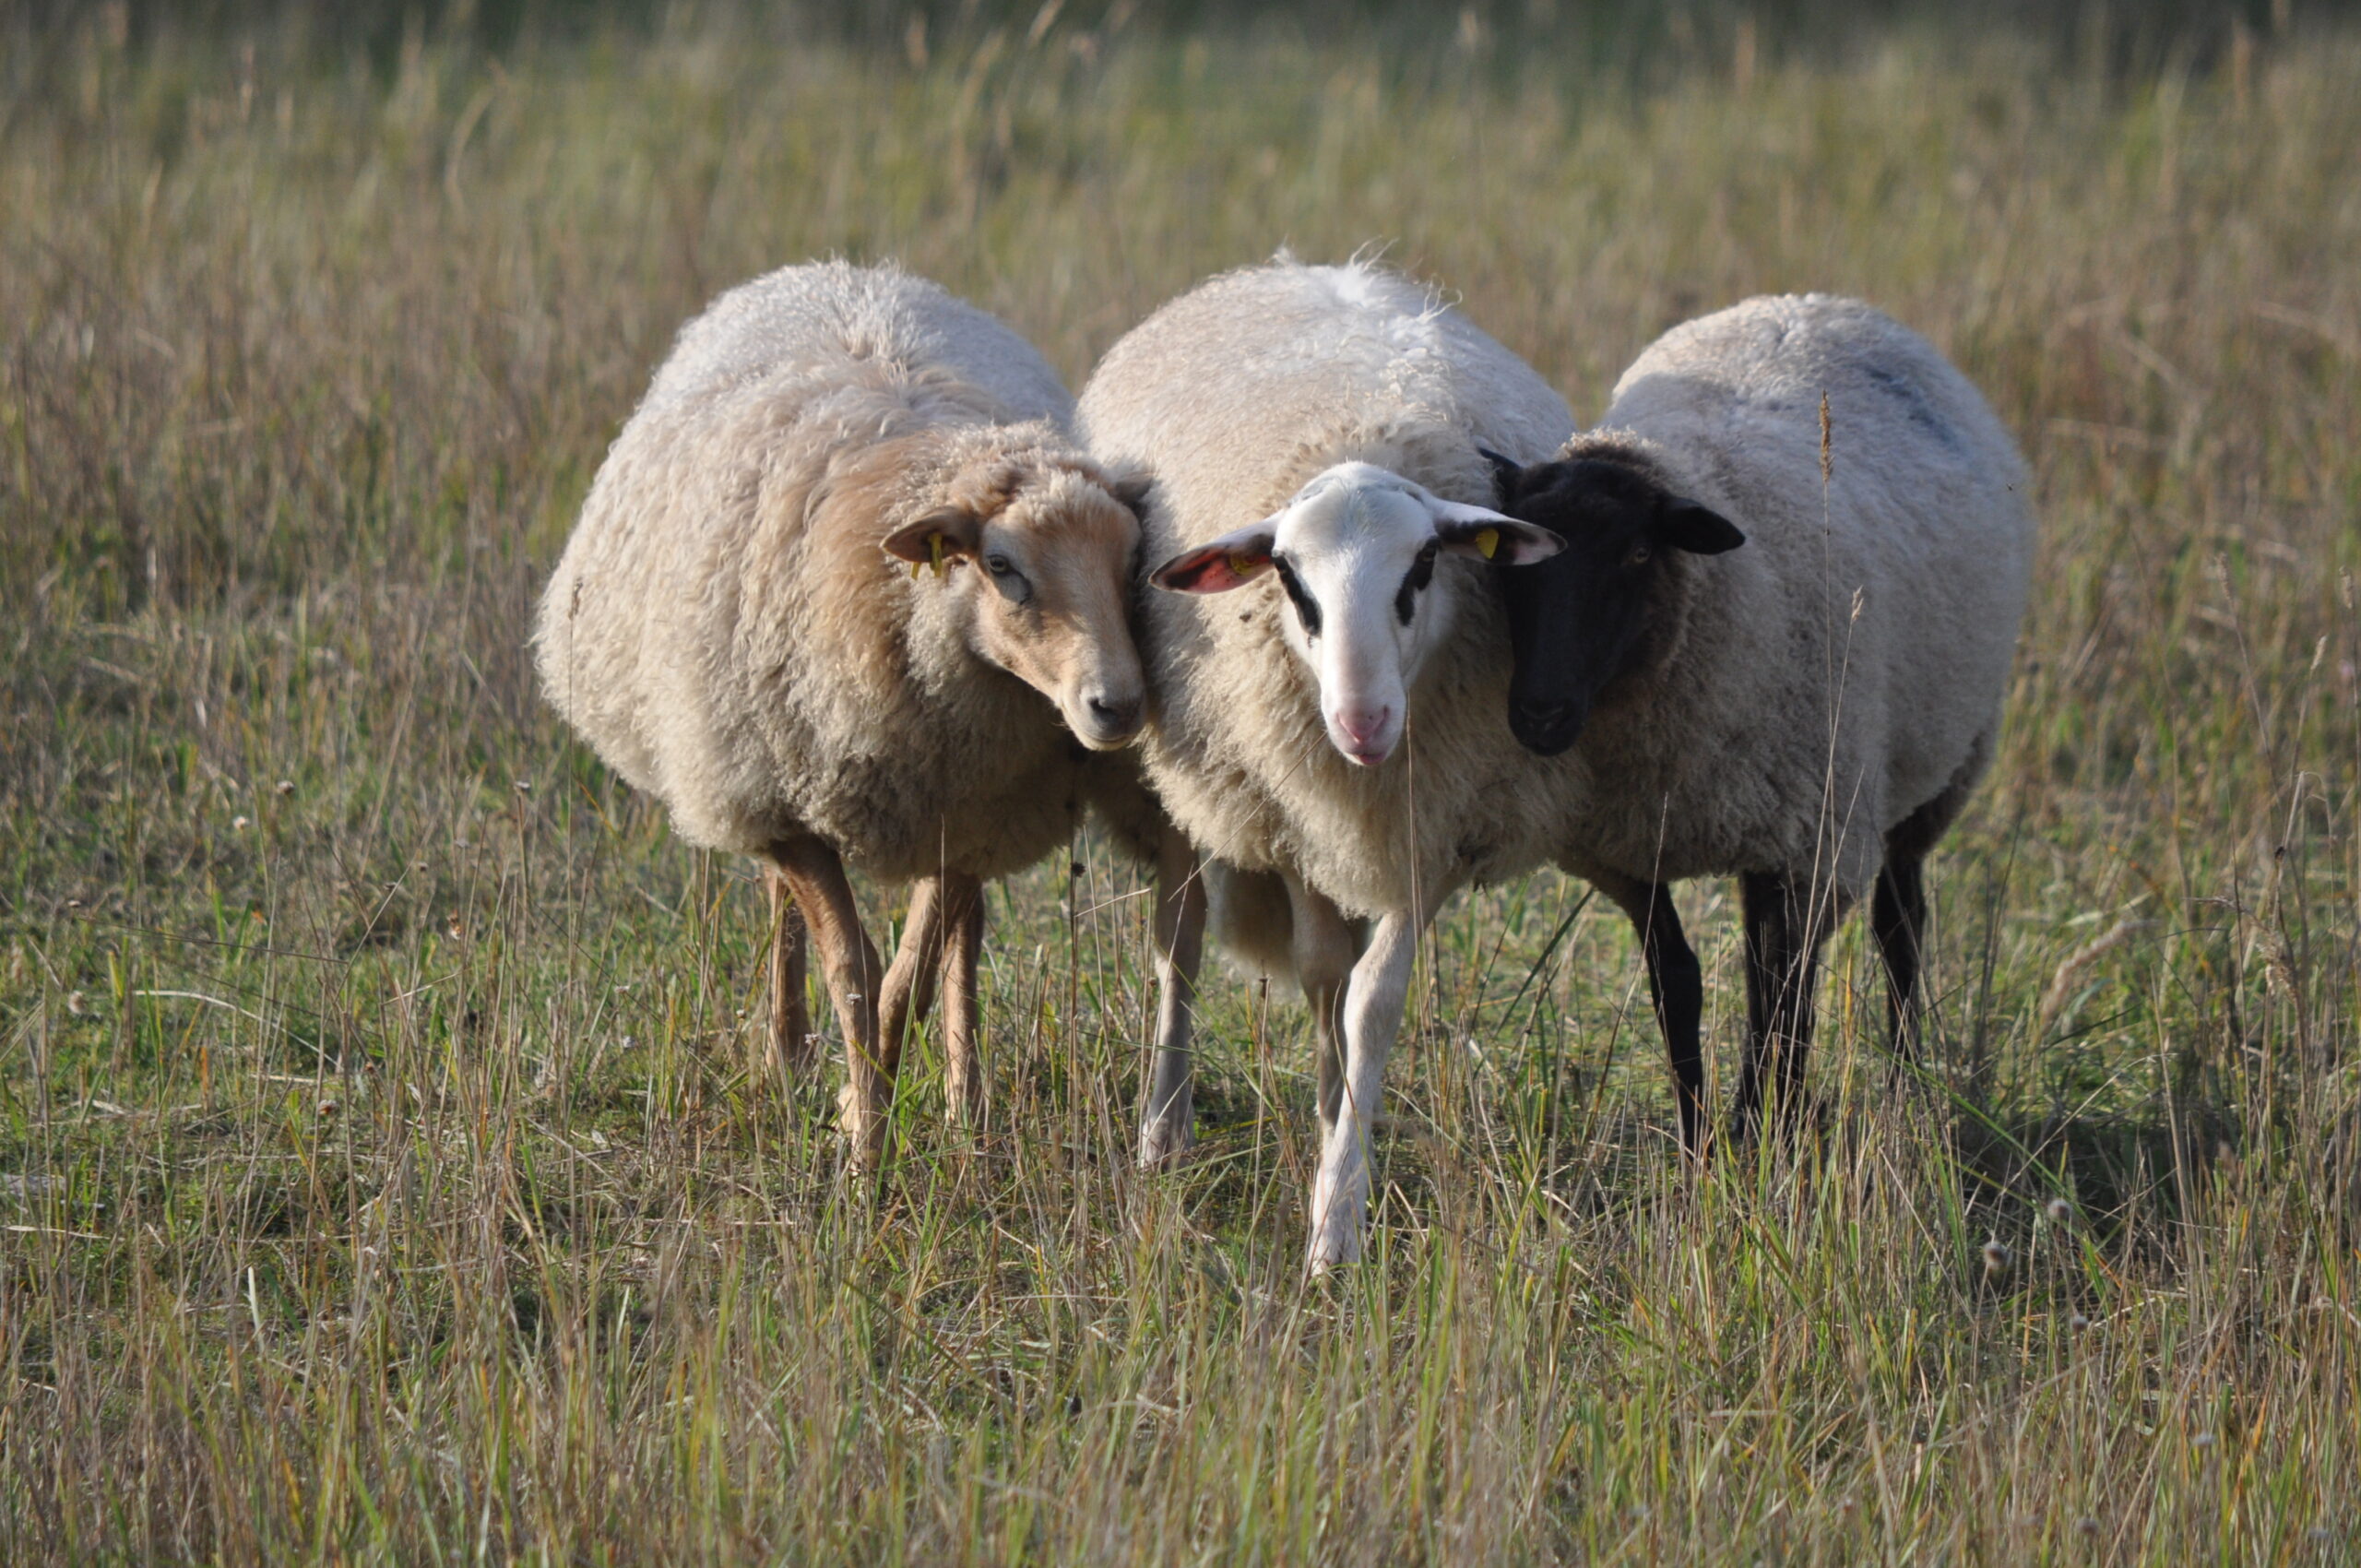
[535,260,1177,1166]
[1077,257,1578,1266]
[1487,292,2035,1146]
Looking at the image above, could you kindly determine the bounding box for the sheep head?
[1149,461,1560,767]
[1482,449,1745,758]
[884,457,1152,751]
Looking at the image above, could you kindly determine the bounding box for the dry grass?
[4,5,2358,1562]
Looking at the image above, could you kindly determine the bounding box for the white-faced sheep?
[535,260,1188,1165]
[1484,292,2035,1146]
[1076,257,1579,1265]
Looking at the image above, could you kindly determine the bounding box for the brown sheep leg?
[765,837,889,1168]
[1137,832,1207,1166]
[764,863,813,1084]
[935,873,987,1124]
[876,877,947,1078]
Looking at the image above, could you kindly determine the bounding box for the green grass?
[5,4,2360,1562]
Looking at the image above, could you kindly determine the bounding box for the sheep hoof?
[1305,1229,1363,1275]
[837,1085,891,1169]
[1136,1122,1195,1170]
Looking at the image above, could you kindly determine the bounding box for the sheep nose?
[1518,701,1572,733]
[1334,707,1391,746]
[1086,693,1142,739]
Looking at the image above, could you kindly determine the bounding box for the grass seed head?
[2047,1196,2072,1224]
[1982,1238,2012,1276]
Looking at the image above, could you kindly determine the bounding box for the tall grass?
[4,5,2358,1562]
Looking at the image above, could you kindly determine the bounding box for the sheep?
[535,259,1194,1166]
[1482,292,2035,1148]
[1076,256,1578,1265]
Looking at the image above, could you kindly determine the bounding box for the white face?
[1150,462,1562,766]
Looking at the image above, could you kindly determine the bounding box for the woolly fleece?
[1075,259,1579,918]
[1550,292,2035,899]
[534,260,1147,883]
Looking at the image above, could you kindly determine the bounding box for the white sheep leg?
[1306,880,1453,1273]
[1137,833,1207,1167]
[1283,877,1358,1141]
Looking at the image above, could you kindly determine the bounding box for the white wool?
[1077,258,1581,918]
[534,260,1133,884]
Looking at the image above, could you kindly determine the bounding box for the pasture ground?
[4,4,2359,1561]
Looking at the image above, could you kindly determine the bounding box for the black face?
[1484,451,1746,757]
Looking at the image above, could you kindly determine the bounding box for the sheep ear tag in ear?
[883,508,982,579]
[1149,517,1280,594]
[1428,499,1565,565]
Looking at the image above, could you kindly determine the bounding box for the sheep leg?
[1137,833,1207,1167]
[1873,783,1962,1067]
[764,863,814,1083]
[765,837,890,1168]
[1597,874,1707,1158]
[1283,875,1358,1140]
[875,878,949,1127]
[1731,871,1833,1140]
[1307,878,1455,1273]
[935,872,987,1124]
[1870,852,1928,1062]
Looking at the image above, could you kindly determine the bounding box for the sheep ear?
[1477,447,1525,506]
[1109,471,1155,520]
[1428,498,1565,565]
[882,506,984,572]
[1657,500,1745,555]
[1149,517,1280,594]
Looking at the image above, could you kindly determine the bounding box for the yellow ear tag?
[929,535,947,581]
[1228,553,1264,577]
[910,560,924,581]
[1474,528,1501,560]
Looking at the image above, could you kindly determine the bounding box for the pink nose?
[1333,707,1394,761]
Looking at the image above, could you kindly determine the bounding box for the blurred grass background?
[4,1,2359,1561]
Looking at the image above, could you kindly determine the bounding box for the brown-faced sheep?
[536,260,1172,1164]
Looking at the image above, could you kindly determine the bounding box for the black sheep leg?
[1871,850,1928,1062]
[1731,871,1833,1140]
[1602,877,1707,1156]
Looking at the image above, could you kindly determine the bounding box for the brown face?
[884,459,1148,750]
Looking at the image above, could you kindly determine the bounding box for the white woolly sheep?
[535,260,1192,1165]
[1076,257,1579,1264]
[1486,292,2035,1146]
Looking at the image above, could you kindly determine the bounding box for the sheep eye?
[986,554,1015,577]
[1624,544,1653,568]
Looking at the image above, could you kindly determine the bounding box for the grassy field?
[5,3,2360,1561]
